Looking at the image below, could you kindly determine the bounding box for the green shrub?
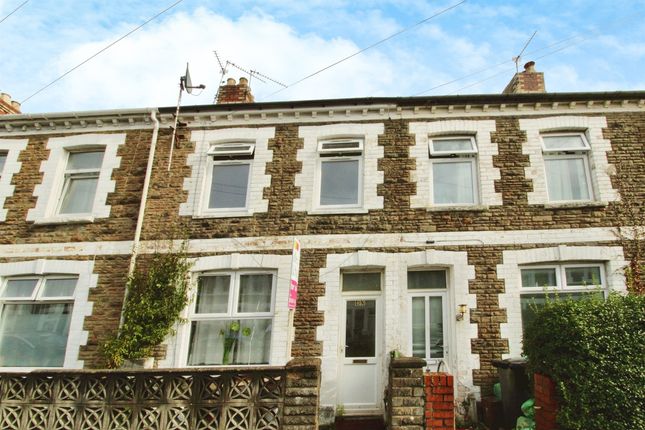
[522,293,645,430]
[103,247,191,368]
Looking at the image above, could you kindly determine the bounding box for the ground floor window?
[520,264,605,332]
[408,270,447,362]
[187,271,275,366]
[0,277,77,367]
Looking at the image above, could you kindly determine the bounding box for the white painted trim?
[0,259,96,370]
[409,120,501,208]
[158,253,292,369]
[180,127,274,218]
[295,123,384,213]
[317,249,478,410]
[0,138,28,222]
[518,116,618,204]
[26,133,125,224]
[497,245,627,358]
[0,226,637,258]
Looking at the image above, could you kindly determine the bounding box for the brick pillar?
[534,373,558,430]
[283,358,321,430]
[387,357,426,430]
[424,372,455,430]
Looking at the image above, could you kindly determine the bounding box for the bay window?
[520,264,605,332]
[409,270,447,362]
[429,137,479,205]
[187,271,275,366]
[0,276,77,367]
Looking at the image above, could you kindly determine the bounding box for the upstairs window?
[0,276,77,367]
[541,133,593,201]
[58,150,104,215]
[187,271,275,366]
[0,152,7,177]
[429,136,479,205]
[317,139,363,207]
[205,142,255,211]
[520,264,605,333]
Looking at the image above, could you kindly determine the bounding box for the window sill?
[543,201,608,209]
[426,204,489,212]
[192,210,254,219]
[32,215,95,225]
[309,207,369,215]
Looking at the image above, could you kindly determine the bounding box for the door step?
[334,415,385,430]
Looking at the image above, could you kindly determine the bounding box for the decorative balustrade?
[0,359,320,430]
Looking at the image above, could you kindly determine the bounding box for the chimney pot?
[239,77,248,86]
[524,61,536,72]
[226,78,236,85]
[0,91,21,114]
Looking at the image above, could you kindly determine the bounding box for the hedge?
[522,293,645,430]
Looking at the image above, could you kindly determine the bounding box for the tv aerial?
[512,30,537,72]
[168,63,206,170]
[213,50,286,103]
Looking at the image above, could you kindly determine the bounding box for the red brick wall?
[534,373,558,430]
[424,372,455,430]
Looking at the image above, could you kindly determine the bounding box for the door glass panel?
[411,297,426,358]
[408,270,446,289]
[429,297,444,358]
[345,299,376,358]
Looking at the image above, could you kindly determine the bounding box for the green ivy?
[103,245,191,368]
[522,293,645,430]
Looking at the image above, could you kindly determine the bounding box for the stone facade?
[0,90,643,422]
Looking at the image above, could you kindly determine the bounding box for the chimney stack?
[502,61,546,94]
[0,92,21,115]
[216,77,255,104]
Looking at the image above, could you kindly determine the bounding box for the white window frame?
[540,133,594,202]
[519,263,606,294]
[57,149,104,215]
[294,123,384,214]
[518,116,618,205]
[429,136,480,206]
[201,142,255,214]
[0,259,96,371]
[316,139,364,210]
[26,133,124,224]
[0,138,28,222]
[181,128,274,218]
[184,270,277,367]
[409,120,500,210]
[407,269,448,365]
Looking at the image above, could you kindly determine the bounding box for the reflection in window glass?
[345,299,376,358]
[411,297,425,358]
[429,297,444,359]
[320,159,359,205]
[521,268,557,288]
[41,278,77,298]
[542,135,587,150]
[208,164,250,209]
[2,279,38,298]
[565,267,601,286]
[432,138,474,153]
[342,272,381,292]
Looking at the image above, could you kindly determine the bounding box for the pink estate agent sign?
[288,238,301,310]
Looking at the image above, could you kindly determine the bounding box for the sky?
[1,0,644,114]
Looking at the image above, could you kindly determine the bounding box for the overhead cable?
[21,0,185,105]
[0,0,29,25]
[261,0,467,101]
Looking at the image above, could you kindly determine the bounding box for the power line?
[262,0,467,101]
[21,0,185,105]
[0,0,29,25]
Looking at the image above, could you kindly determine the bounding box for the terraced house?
[0,63,643,429]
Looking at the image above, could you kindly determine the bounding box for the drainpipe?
[128,109,160,276]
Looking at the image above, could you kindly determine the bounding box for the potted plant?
[103,243,191,368]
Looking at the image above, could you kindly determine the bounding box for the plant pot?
[121,357,155,369]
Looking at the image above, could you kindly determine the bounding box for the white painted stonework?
[26,133,125,224]
[409,120,501,208]
[0,138,28,222]
[294,123,384,213]
[0,259,97,370]
[518,116,618,205]
[160,253,293,368]
[497,245,627,358]
[317,249,477,410]
[180,127,275,218]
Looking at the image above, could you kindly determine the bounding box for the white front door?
[339,295,382,412]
